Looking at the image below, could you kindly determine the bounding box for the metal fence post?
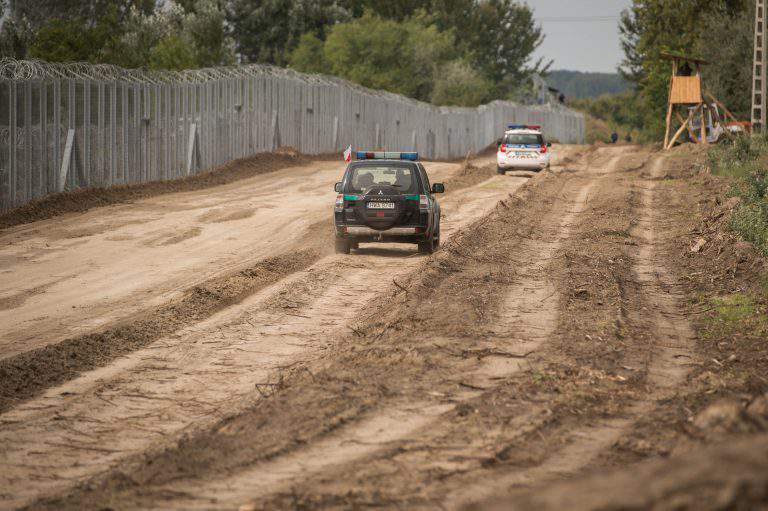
[96,82,104,187]
[40,81,48,194]
[83,80,91,187]
[7,81,17,210]
[24,81,32,204]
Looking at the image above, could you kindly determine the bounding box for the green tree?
[289,33,328,74]
[697,1,753,119]
[292,11,457,102]
[149,33,197,70]
[322,13,420,96]
[0,15,33,58]
[28,18,100,62]
[184,0,235,67]
[10,0,154,29]
[431,60,493,106]
[26,5,128,64]
[228,0,351,65]
[100,0,234,69]
[97,5,169,68]
[343,0,430,20]
[402,12,457,101]
[464,0,547,98]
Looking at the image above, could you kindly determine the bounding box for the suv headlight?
[335,194,344,212]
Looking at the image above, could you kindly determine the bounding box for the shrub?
[713,135,768,255]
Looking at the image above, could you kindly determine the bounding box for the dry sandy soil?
[0,144,766,510]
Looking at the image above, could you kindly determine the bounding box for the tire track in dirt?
[0,246,327,415]
[0,258,413,509]
[0,158,533,510]
[142,150,612,510]
[455,153,697,509]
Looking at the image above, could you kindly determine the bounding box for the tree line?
[0,0,548,107]
[576,0,753,141]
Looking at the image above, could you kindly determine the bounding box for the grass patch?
[702,293,768,342]
[709,294,758,323]
[709,136,768,255]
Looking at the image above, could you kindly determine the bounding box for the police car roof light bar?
[507,124,541,130]
[355,151,419,161]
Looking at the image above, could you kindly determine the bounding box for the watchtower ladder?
[752,0,767,132]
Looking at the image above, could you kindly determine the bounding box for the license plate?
[514,151,533,158]
[367,202,395,209]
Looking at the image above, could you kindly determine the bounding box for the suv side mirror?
[546,142,552,147]
[431,183,445,194]
[334,182,342,192]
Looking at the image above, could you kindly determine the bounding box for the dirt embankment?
[474,148,768,510]
[0,149,320,230]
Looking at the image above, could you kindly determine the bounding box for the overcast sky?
[527,0,633,74]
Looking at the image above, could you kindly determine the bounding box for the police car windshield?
[346,164,418,194]
[504,133,543,145]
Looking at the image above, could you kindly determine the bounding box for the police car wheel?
[496,167,505,175]
[335,239,351,254]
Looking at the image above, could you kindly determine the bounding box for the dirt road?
[2,144,765,510]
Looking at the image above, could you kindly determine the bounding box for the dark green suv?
[333,152,444,254]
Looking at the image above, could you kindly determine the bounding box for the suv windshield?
[504,133,543,145]
[346,163,420,194]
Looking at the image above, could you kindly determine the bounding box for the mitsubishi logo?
[378,190,383,195]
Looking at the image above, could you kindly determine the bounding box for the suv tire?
[335,239,351,254]
[418,235,437,254]
[496,167,506,175]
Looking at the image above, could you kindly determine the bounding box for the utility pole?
[753,0,767,132]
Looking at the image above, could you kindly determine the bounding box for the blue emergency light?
[356,151,419,161]
[507,124,541,130]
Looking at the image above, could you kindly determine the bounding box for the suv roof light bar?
[355,151,419,161]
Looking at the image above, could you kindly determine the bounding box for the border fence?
[0,59,584,213]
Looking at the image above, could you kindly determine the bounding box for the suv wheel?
[496,167,506,175]
[418,235,436,254]
[335,239,351,254]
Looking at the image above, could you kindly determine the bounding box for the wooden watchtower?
[662,52,709,150]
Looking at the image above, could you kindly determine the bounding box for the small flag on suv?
[344,145,352,162]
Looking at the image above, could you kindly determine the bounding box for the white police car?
[497,125,552,174]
